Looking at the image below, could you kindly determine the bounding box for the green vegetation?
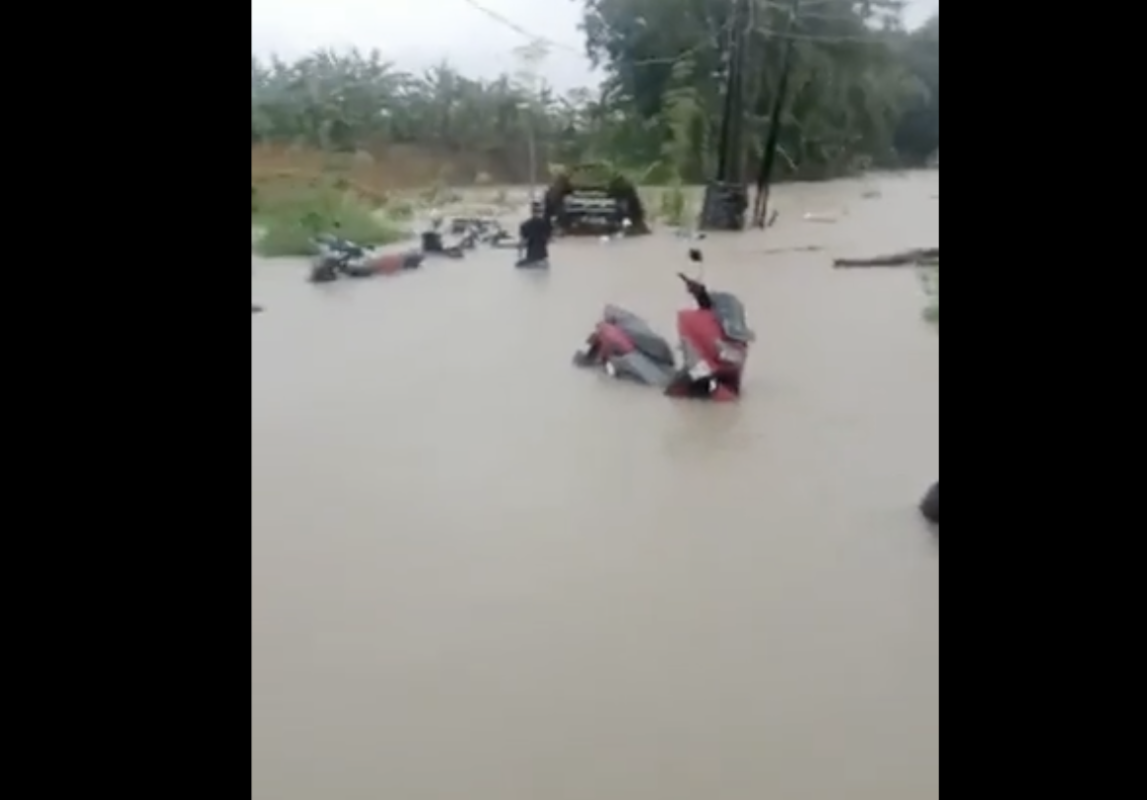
[583,0,939,180]
[251,1,939,185]
[252,183,409,257]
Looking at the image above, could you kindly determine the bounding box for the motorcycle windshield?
[710,292,754,343]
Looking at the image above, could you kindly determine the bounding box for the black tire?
[666,374,716,398]
[919,481,939,524]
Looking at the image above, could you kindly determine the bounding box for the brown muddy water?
[251,172,939,800]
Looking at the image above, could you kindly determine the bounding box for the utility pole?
[713,0,747,184]
[699,0,751,231]
[513,40,549,202]
[524,111,538,202]
[751,0,800,229]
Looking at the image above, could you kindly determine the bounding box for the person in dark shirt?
[421,214,445,253]
[516,201,552,267]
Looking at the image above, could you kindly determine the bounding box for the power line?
[460,0,741,68]
[757,0,931,31]
[461,0,906,76]
[755,25,906,44]
[458,0,582,53]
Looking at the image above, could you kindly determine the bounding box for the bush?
[253,185,410,257]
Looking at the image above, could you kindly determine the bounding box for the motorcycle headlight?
[687,360,713,381]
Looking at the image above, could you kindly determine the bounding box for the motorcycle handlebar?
[677,272,704,290]
[677,272,713,309]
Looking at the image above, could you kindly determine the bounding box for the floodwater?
[251,171,940,800]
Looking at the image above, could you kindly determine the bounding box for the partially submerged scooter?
[421,228,467,259]
[449,216,513,246]
[308,235,424,283]
[313,233,366,259]
[572,248,753,400]
[421,216,474,259]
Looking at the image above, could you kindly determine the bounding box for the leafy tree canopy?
[251,1,938,183]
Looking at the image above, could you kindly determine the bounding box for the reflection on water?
[252,172,939,800]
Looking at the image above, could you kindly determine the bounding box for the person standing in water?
[516,200,552,267]
[421,212,445,254]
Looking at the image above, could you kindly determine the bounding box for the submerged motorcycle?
[919,481,939,525]
[308,235,424,283]
[420,229,471,259]
[571,249,753,400]
[449,216,514,246]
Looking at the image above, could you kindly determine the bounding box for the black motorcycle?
[313,233,366,259]
[420,229,466,259]
[309,237,359,283]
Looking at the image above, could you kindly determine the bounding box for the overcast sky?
[252,0,939,90]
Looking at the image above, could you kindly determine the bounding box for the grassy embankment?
[251,148,411,256]
[250,144,705,256]
[250,145,483,257]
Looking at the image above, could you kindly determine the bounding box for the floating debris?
[760,245,823,255]
[833,247,939,268]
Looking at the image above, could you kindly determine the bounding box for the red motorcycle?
[308,238,425,283]
[572,249,753,400]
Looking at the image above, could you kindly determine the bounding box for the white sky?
[251,0,939,91]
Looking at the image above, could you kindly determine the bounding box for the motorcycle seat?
[603,305,675,366]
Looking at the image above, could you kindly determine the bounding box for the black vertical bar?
[713,0,742,181]
[752,0,800,228]
[727,4,747,184]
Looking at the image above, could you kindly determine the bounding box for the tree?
[251,49,565,175]
[893,13,940,162]
[580,0,939,178]
[250,2,939,184]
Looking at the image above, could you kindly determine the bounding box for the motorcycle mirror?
[688,248,703,263]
